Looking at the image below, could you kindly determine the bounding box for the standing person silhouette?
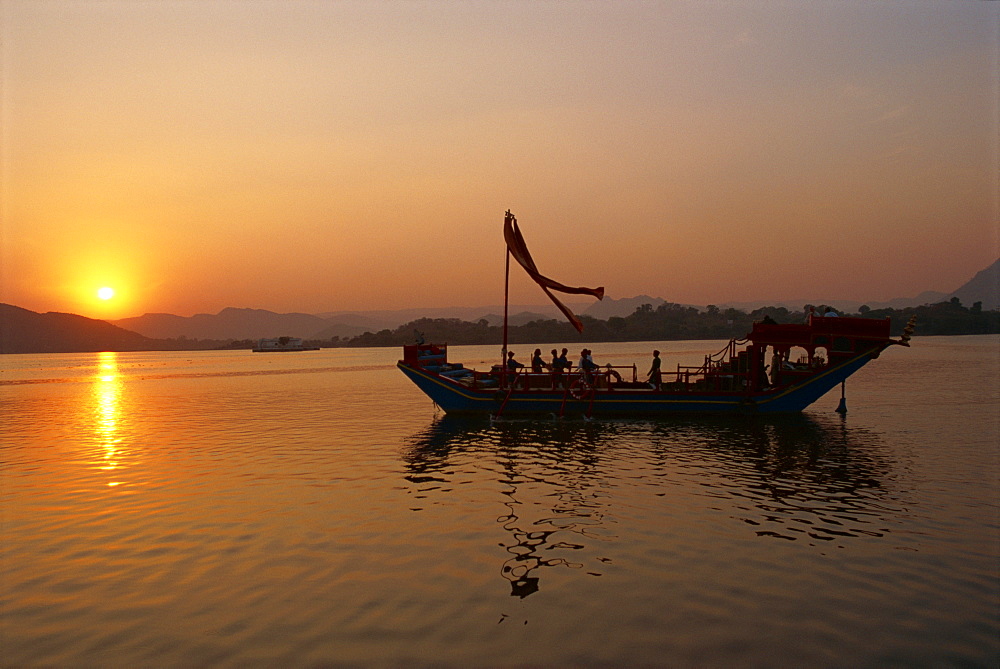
[647,350,662,390]
[578,349,597,385]
[550,349,562,388]
[551,348,569,388]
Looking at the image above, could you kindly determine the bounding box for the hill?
[582,295,668,319]
[114,304,580,341]
[949,258,999,310]
[315,304,574,332]
[0,304,156,354]
[112,307,333,340]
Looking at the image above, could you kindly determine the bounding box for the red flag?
[503,211,604,332]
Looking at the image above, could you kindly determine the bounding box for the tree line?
[311,298,998,349]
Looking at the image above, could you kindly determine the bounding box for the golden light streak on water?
[93,351,123,482]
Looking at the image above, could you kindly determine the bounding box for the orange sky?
[2,1,997,320]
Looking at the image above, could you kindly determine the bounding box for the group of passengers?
[504,347,662,390]
[498,309,845,391]
[506,347,575,387]
[805,306,840,321]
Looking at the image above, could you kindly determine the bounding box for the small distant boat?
[397,211,915,417]
[252,337,319,352]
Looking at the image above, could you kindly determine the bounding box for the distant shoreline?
[4,331,998,356]
[3,299,996,355]
[305,300,1000,351]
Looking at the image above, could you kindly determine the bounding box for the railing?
[413,344,766,395]
[432,360,754,394]
[442,363,640,392]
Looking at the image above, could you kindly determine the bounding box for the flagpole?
[501,241,510,389]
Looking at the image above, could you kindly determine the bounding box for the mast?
[501,212,511,388]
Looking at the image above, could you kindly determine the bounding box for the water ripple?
[3,343,998,666]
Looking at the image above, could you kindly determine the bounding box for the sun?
[97,286,115,301]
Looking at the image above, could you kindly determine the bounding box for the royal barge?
[397,314,913,417]
[397,211,914,417]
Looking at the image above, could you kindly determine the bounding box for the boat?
[397,212,915,417]
[252,337,319,352]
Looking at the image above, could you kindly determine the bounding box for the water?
[2,337,997,667]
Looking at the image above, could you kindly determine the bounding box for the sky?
[2,0,997,320]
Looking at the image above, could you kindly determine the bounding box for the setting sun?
[97,287,115,300]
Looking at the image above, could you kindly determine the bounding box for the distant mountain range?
[584,260,998,317]
[112,307,335,341]
[102,259,997,342]
[713,290,953,316]
[110,304,578,341]
[2,259,995,354]
[582,295,670,319]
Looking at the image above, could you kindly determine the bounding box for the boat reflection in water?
[401,414,898,598]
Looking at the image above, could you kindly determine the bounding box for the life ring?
[570,383,590,400]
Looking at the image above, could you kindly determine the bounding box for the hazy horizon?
[3,1,997,320]
[6,255,989,322]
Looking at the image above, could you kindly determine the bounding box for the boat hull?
[397,349,879,416]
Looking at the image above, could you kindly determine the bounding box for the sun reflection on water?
[93,351,125,484]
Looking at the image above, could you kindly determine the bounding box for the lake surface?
[2,336,998,667]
